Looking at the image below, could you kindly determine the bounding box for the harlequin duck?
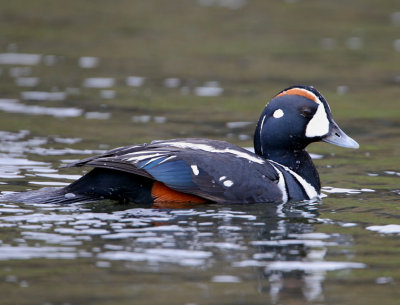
[3,85,359,205]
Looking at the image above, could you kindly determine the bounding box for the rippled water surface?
[1,1,400,304]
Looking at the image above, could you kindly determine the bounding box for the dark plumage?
[2,85,359,205]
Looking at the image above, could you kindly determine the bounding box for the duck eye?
[300,107,314,118]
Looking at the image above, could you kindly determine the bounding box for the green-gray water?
[0,1,399,304]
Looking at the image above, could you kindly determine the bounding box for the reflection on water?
[0,53,42,65]
[78,56,99,69]
[15,77,40,87]
[194,81,224,97]
[0,99,82,118]
[0,127,376,303]
[0,198,364,303]
[126,76,146,87]
[21,91,66,101]
[83,77,115,88]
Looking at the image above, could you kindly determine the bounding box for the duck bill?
[322,121,359,149]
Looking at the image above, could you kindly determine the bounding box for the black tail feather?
[1,168,154,205]
[1,187,97,204]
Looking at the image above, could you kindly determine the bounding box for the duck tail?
[0,187,94,204]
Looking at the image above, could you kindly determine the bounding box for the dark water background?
[0,0,400,304]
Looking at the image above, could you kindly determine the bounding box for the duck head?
[254,85,359,158]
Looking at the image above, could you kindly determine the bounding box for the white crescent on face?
[289,88,330,138]
[305,102,330,138]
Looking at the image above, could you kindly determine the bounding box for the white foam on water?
[9,67,32,77]
[27,147,104,156]
[322,186,375,194]
[366,224,400,234]
[211,275,242,283]
[123,225,196,233]
[0,207,32,214]
[0,99,83,118]
[53,137,82,145]
[0,53,42,65]
[83,78,115,88]
[85,112,111,119]
[197,0,247,10]
[203,242,246,250]
[126,76,145,87]
[131,115,151,123]
[0,246,77,260]
[21,91,66,101]
[15,77,40,87]
[54,227,109,235]
[289,233,332,240]
[163,78,180,88]
[78,56,99,68]
[226,121,253,129]
[199,211,256,221]
[98,248,212,266]
[135,237,165,243]
[99,90,115,99]
[1,213,75,223]
[153,116,167,123]
[22,231,78,244]
[233,260,268,267]
[0,168,24,179]
[0,157,47,166]
[218,225,241,231]
[251,239,336,247]
[102,232,150,240]
[194,86,224,97]
[28,181,70,186]
[265,261,366,272]
[114,208,174,218]
[34,173,81,180]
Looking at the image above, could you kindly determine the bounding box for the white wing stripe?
[126,153,165,163]
[163,142,265,164]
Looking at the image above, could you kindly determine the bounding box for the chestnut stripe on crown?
[276,88,318,103]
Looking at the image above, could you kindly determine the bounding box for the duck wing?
[65,138,282,203]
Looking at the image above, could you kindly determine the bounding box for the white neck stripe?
[269,160,320,200]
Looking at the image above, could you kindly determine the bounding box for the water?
[0,84,399,305]
[1,1,400,304]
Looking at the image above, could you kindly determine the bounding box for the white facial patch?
[305,104,330,138]
[273,109,284,118]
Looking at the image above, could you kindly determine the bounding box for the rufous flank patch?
[152,181,207,204]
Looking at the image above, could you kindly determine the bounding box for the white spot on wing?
[223,180,234,187]
[273,109,284,118]
[191,164,199,176]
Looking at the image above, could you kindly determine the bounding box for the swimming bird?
[3,85,359,205]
